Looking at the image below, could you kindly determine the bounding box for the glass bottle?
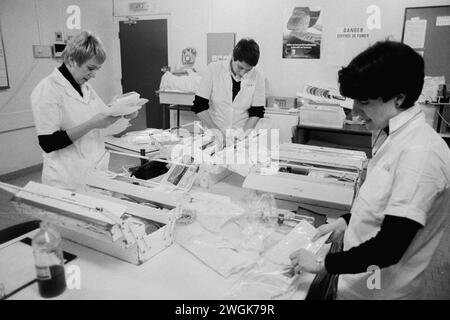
[32,221,66,298]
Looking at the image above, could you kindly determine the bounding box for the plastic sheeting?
[222,220,330,300]
[175,193,281,277]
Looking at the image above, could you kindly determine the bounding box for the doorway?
[119,19,168,129]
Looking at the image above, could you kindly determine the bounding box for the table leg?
[162,104,169,129]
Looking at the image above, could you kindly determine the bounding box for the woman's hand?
[289,249,324,274]
[67,113,121,143]
[312,217,348,242]
[89,113,121,129]
[123,110,139,120]
[288,218,348,274]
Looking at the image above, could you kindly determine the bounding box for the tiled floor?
[1,169,449,299]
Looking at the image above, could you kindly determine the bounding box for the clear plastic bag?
[246,192,278,224]
[265,220,329,266]
[222,260,300,300]
[222,220,331,299]
[174,194,278,277]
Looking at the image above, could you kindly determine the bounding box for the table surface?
[0,174,318,300]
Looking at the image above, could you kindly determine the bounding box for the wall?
[0,0,120,176]
[1,0,449,175]
[111,0,210,85]
[141,0,449,126]
[159,0,450,97]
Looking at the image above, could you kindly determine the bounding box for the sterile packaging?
[108,91,148,116]
[222,220,330,299]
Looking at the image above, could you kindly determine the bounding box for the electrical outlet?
[55,32,63,42]
[32,45,53,58]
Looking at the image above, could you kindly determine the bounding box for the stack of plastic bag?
[107,91,148,116]
[103,92,148,136]
[159,69,202,93]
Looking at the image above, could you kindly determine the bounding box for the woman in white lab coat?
[289,41,450,299]
[31,31,135,190]
[191,38,266,142]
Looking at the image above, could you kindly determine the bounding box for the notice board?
[207,33,235,64]
[401,6,450,82]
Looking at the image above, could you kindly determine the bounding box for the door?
[119,19,168,129]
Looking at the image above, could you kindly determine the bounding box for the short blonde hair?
[62,31,106,66]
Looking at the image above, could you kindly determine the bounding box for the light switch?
[32,45,53,58]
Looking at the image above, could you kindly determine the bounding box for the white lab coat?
[31,67,110,190]
[196,56,266,131]
[338,105,450,299]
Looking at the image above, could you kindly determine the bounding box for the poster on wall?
[282,6,322,59]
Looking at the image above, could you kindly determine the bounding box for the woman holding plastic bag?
[31,31,138,190]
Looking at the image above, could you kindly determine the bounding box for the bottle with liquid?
[32,221,66,298]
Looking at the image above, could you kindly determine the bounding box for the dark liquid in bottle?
[37,265,67,298]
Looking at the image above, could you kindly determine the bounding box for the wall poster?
[282,6,322,59]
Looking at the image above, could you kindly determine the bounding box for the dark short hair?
[338,40,424,109]
[232,38,260,67]
[62,31,106,66]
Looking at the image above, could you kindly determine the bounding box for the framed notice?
[0,22,10,89]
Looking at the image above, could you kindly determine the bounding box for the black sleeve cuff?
[248,106,265,118]
[38,131,73,153]
[340,213,351,225]
[324,215,422,275]
[324,252,342,274]
[192,95,210,114]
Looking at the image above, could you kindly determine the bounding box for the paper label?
[403,19,427,49]
[36,265,51,280]
[436,16,450,26]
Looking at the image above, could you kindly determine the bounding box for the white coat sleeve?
[30,82,62,135]
[251,71,266,107]
[195,63,214,100]
[384,147,447,226]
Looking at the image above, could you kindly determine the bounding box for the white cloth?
[338,105,450,300]
[31,67,110,190]
[196,56,266,131]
